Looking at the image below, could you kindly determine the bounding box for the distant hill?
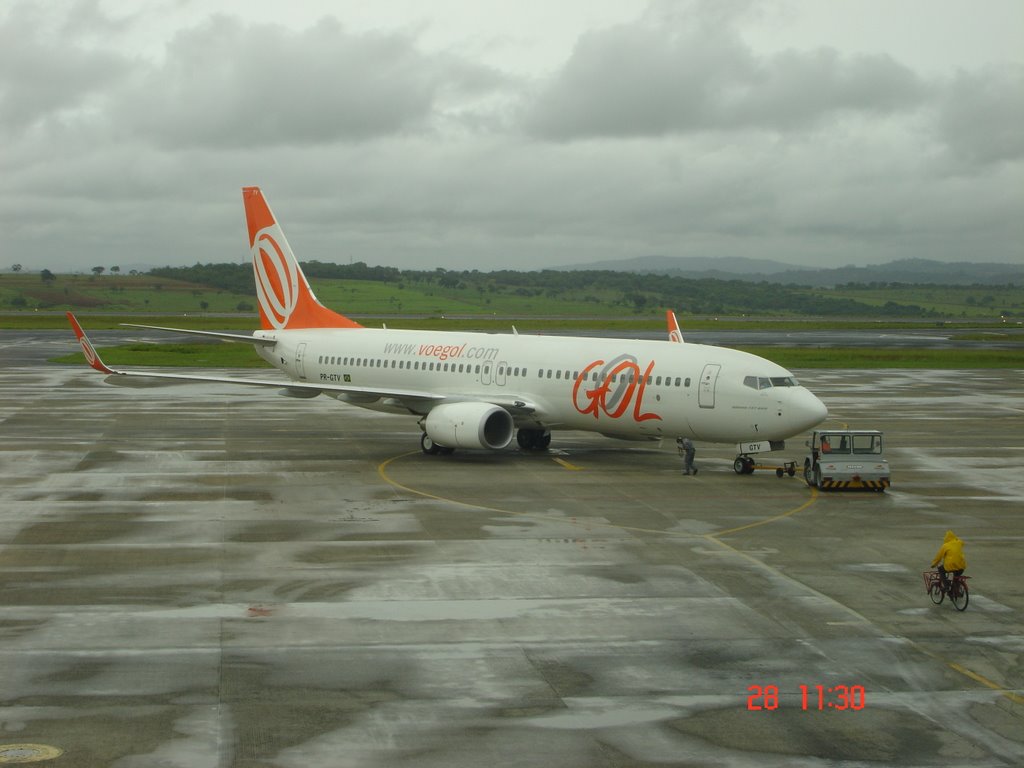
[556,256,1023,287]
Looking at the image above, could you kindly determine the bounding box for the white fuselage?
[254,327,827,444]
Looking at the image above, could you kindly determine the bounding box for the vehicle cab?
[804,429,890,492]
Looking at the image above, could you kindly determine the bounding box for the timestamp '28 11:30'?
[747,684,866,710]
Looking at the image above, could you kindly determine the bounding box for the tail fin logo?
[78,335,99,368]
[252,225,300,330]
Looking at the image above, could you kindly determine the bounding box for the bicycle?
[923,570,970,611]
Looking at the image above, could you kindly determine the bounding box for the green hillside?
[3,263,1023,323]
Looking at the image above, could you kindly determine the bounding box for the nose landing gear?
[733,456,755,475]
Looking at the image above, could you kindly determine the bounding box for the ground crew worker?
[931,530,966,593]
[677,436,697,475]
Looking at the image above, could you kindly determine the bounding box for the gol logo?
[572,354,661,422]
[252,225,300,329]
[78,336,98,368]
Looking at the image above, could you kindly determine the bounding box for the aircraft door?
[481,361,507,387]
[295,343,307,380]
[698,363,720,409]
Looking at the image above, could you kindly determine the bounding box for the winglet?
[667,310,684,343]
[67,312,116,374]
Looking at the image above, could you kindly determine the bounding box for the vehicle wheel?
[734,457,747,475]
[951,581,969,611]
[813,466,823,489]
[803,459,814,487]
[420,433,441,455]
[929,580,944,605]
[776,468,784,478]
[787,466,796,477]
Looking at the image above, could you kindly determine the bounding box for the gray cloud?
[0,2,134,135]
[934,65,1024,166]
[521,19,928,139]
[1,0,1020,276]
[118,15,508,149]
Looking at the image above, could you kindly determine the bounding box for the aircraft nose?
[797,390,829,430]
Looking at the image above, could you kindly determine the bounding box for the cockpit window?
[744,375,800,390]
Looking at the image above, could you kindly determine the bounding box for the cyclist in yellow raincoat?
[931,530,967,593]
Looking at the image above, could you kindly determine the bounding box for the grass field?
[5,270,1023,321]
[9,273,1023,370]
[803,284,1024,318]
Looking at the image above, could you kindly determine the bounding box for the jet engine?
[424,402,514,450]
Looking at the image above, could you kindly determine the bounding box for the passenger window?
[555,370,561,379]
[684,378,690,387]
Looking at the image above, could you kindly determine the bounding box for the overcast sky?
[2,0,1022,274]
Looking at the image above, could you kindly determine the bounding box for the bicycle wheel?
[951,580,969,611]
[928,580,944,605]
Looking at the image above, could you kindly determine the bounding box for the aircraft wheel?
[733,457,745,474]
[517,428,551,451]
[421,433,441,455]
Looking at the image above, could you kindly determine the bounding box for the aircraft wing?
[121,322,277,346]
[67,313,443,403]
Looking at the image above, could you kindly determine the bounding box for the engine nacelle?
[424,402,514,450]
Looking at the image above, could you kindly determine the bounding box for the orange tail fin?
[243,187,361,331]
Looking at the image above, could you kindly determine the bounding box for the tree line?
[148,261,944,317]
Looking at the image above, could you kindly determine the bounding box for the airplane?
[68,187,828,469]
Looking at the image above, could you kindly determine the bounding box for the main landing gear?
[420,433,454,455]
[516,428,551,451]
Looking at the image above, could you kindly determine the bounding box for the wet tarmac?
[0,331,1022,767]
